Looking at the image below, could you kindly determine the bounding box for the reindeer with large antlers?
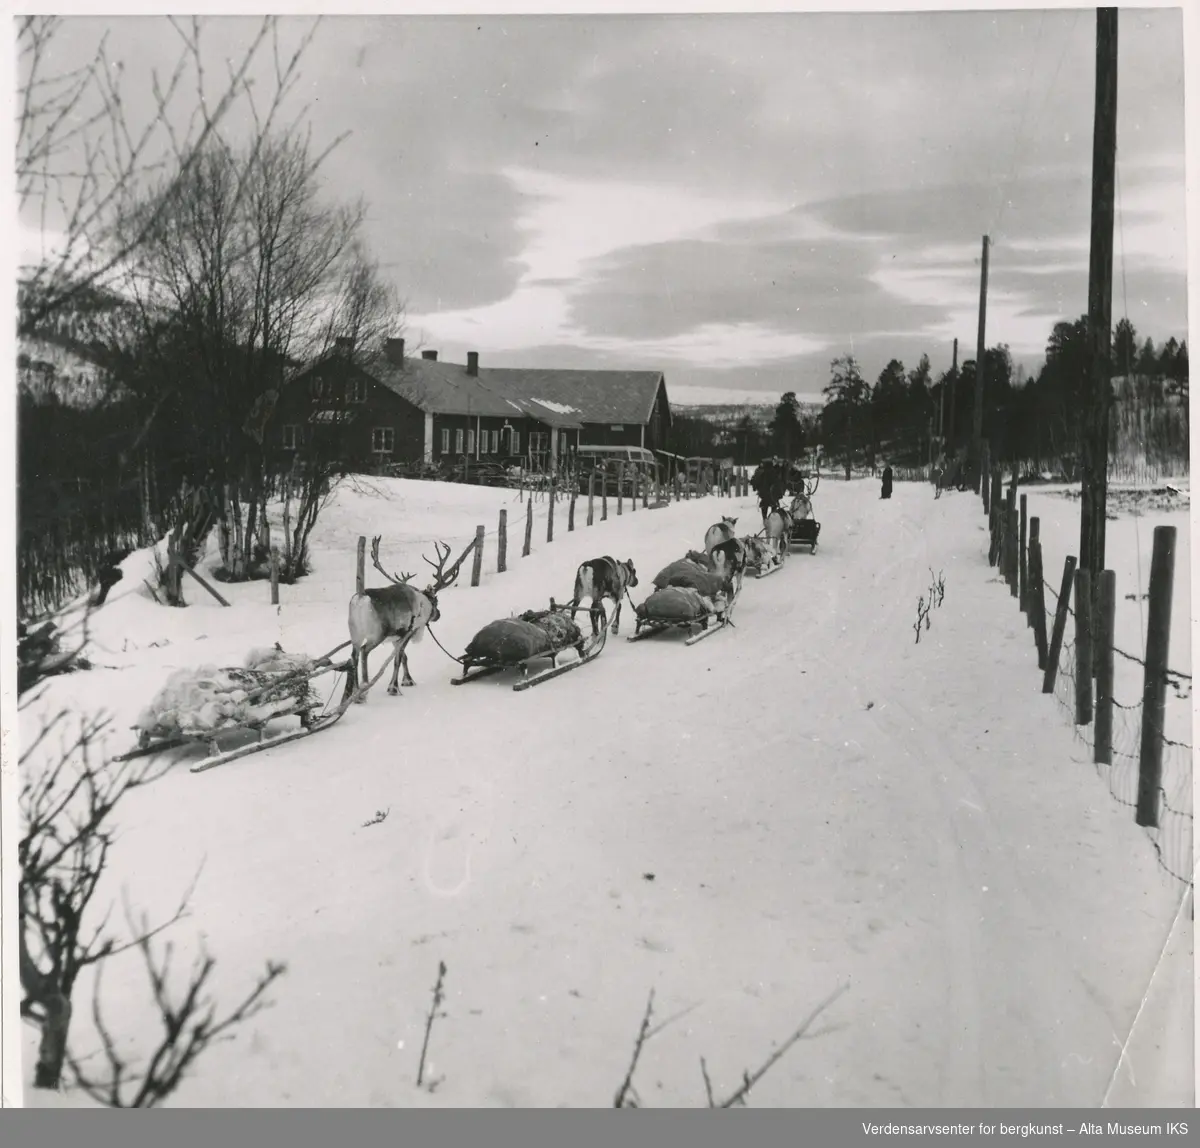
[347,535,473,701]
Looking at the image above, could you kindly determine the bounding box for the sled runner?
[451,600,608,691]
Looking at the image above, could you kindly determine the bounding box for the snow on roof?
[530,398,580,415]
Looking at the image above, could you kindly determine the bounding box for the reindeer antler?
[369,536,416,585]
[422,537,476,593]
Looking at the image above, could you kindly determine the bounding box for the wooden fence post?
[471,525,485,587]
[1094,569,1116,764]
[356,536,366,594]
[523,497,533,557]
[1074,567,1093,724]
[270,547,280,605]
[643,471,649,509]
[1019,494,1028,614]
[1042,555,1077,694]
[1030,537,1049,670]
[1007,503,1019,597]
[1136,526,1177,829]
[547,481,556,542]
[602,481,609,521]
[981,444,991,513]
[617,462,624,515]
[587,471,595,526]
[498,509,508,572]
[568,490,576,531]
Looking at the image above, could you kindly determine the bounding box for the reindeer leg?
[401,647,416,687]
[387,639,405,696]
[356,648,371,703]
[611,597,623,636]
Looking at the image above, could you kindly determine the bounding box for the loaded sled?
[114,641,370,775]
[627,555,739,645]
[628,584,734,645]
[452,600,607,690]
[788,516,821,554]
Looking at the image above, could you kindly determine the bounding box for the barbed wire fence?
[975,455,1194,898]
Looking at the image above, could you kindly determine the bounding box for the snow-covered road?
[23,477,1192,1107]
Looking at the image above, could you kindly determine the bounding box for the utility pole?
[1081,8,1118,596]
[971,235,990,492]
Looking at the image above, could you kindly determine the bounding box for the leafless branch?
[713,983,850,1108]
[613,988,656,1108]
[416,961,447,1089]
[66,919,287,1107]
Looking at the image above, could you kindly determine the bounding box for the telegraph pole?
[1081,8,1118,594]
[971,235,990,492]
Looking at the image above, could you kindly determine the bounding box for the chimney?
[421,349,438,361]
[466,351,479,376]
[334,336,354,352]
[385,337,405,366]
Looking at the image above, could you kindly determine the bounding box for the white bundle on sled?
[133,644,318,741]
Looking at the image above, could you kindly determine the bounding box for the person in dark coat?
[880,464,894,500]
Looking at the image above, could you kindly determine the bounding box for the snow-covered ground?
[17,473,1194,1108]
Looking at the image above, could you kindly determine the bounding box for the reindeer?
[709,535,746,595]
[763,508,793,563]
[569,556,638,637]
[787,472,820,521]
[704,516,739,554]
[347,536,470,701]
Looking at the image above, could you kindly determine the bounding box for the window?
[467,429,475,455]
[559,431,568,455]
[310,377,327,399]
[282,424,300,450]
[510,430,520,455]
[441,428,450,454]
[455,428,464,454]
[348,377,367,403]
[529,431,548,455]
[491,430,500,454]
[372,427,394,454]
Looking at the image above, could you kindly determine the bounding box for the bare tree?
[66,909,286,1108]
[113,128,398,582]
[17,15,320,336]
[18,704,183,1090]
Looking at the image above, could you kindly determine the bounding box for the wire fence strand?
[1036,567,1192,891]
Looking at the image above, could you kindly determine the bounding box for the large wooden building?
[272,339,672,472]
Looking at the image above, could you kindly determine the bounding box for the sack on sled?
[466,611,582,664]
[638,585,714,623]
[652,560,728,598]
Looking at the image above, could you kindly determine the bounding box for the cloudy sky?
[20,5,1190,404]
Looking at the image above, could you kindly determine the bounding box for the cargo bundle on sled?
[114,641,362,775]
[628,554,737,644]
[452,600,606,690]
[740,535,784,578]
[629,584,732,645]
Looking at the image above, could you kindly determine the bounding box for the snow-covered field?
[17,473,1194,1108]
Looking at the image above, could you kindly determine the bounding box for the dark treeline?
[675,315,1189,481]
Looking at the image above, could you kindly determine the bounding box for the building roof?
[357,354,667,429]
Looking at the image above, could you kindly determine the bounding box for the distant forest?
[672,315,1188,482]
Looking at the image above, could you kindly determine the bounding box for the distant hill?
[674,399,823,429]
